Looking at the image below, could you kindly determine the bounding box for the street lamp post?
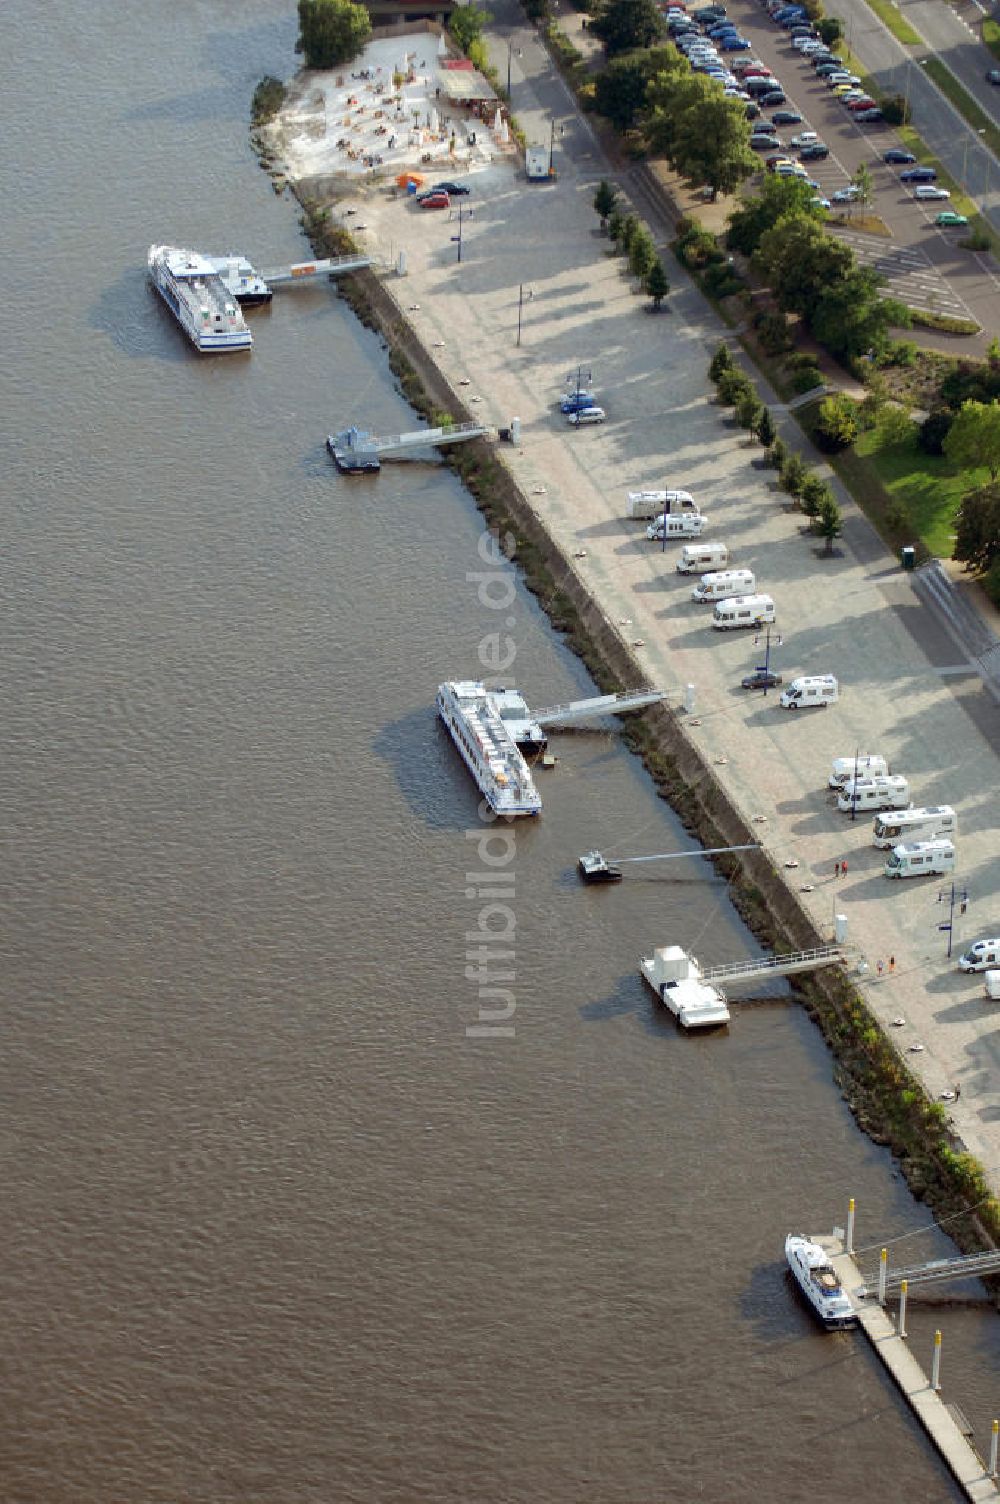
[937,882,969,959]
[506,39,522,99]
[851,745,859,823]
[548,119,563,177]
[752,624,782,696]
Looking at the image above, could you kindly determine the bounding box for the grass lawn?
[853,427,983,558]
[862,0,922,46]
[984,17,1000,62]
[919,58,1000,161]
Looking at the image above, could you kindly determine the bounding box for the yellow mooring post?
[990,1419,998,1480]
[931,1329,942,1392]
[878,1247,888,1304]
[846,1197,855,1255]
[898,1279,908,1338]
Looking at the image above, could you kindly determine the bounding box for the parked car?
[560,391,598,413]
[432,181,470,196]
[986,68,1000,84]
[814,62,842,76]
[900,165,937,182]
[567,406,606,426]
[771,109,803,124]
[914,185,950,200]
[760,89,787,105]
[722,35,752,48]
[751,133,781,148]
[935,210,968,226]
[831,185,862,203]
[811,195,831,209]
[883,148,916,164]
[745,101,761,118]
[766,154,794,170]
[418,191,450,209]
[853,108,883,122]
[799,142,830,159]
[741,669,783,689]
[847,97,878,111]
[790,130,818,147]
[776,162,808,177]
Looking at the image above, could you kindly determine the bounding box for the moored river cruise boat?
[147,245,253,353]
[436,681,542,817]
[785,1234,858,1329]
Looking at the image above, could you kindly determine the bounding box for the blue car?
[722,35,752,48]
[560,391,597,414]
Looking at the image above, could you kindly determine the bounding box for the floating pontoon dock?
[328,420,491,473]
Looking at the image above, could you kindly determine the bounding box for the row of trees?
[709,346,844,551]
[594,181,671,307]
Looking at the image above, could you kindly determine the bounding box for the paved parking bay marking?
[833,230,977,317]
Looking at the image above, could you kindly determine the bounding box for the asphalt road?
[898,0,1000,128]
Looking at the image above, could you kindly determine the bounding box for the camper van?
[884,839,956,879]
[958,938,1000,973]
[677,542,729,573]
[626,489,699,520]
[829,755,888,789]
[712,594,775,629]
[836,776,910,813]
[646,513,709,542]
[872,805,956,850]
[778,675,838,710]
[691,568,755,603]
[985,971,1000,1001]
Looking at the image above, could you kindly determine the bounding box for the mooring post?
[989,1419,998,1479]
[846,1197,855,1255]
[878,1247,888,1305]
[931,1330,942,1392]
[897,1279,908,1338]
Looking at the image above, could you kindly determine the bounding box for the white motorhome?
[692,568,755,603]
[646,513,709,542]
[829,755,888,789]
[626,489,698,520]
[872,805,956,850]
[712,593,775,629]
[836,776,910,813]
[958,938,1000,973]
[985,971,1000,1001]
[778,675,838,710]
[677,542,729,573]
[884,838,956,879]
[526,146,553,180]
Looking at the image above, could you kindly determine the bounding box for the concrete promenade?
[309,18,1000,1188]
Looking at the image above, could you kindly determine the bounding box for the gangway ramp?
[530,689,666,728]
[699,944,847,988]
[869,1249,1000,1297]
[261,253,374,284]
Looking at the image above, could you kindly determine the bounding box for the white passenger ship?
[147,245,253,352]
[436,681,542,817]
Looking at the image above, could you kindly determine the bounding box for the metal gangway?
[357,420,491,459]
[868,1248,1000,1298]
[529,689,666,728]
[699,943,848,987]
[261,253,374,285]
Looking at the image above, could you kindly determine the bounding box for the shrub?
[788,364,823,395]
[754,310,794,356]
[736,392,764,431]
[815,394,859,452]
[252,76,287,125]
[885,498,910,533]
[962,229,992,253]
[702,267,745,299]
[709,342,734,383]
[766,436,787,470]
[985,556,1000,608]
[883,339,918,368]
[816,16,843,44]
[756,408,776,449]
[800,473,831,517]
[675,222,722,270]
[881,93,910,127]
[919,407,954,455]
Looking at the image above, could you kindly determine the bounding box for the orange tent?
[396,171,425,188]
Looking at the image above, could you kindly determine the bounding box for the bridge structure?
[699,944,848,988]
[866,1248,1000,1299]
[260,252,376,284]
[328,420,492,472]
[529,689,667,728]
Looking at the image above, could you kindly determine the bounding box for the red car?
[418,190,450,209]
[847,97,877,111]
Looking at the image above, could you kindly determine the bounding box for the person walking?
[876,959,884,978]
[841,859,848,877]
[889,955,896,973]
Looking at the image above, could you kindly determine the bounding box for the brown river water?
[0,2,994,1498]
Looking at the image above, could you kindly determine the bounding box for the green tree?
[817,494,844,552]
[816,16,843,44]
[607,207,625,246]
[766,435,787,470]
[851,164,873,209]
[297,0,371,67]
[590,0,664,58]
[756,407,776,449]
[755,215,854,318]
[800,472,830,517]
[953,490,993,567]
[726,175,824,257]
[709,342,734,383]
[645,258,670,309]
[593,179,619,230]
[815,394,859,452]
[810,266,908,363]
[448,2,491,49]
[881,93,910,127]
[646,74,757,200]
[876,403,916,449]
[593,46,683,131]
[780,449,807,498]
[619,212,640,254]
[943,399,1000,482]
[717,367,753,406]
[629,226,657,281]
[736,391,764,431]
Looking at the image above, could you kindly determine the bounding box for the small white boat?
[785,1235,857,1329]
[578,850,623,884]
[640,945,730,1029]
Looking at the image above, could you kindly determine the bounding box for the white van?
[646,513,709,542]
[872,805,956,850]
[829,754,888,789]
[626,489,698,520]
[985,971,1000,1001]
[677,541,729,573]
[712,593,775,629]
[958,938,1000,973]
[884,838,956,879]
[692,568,755,603]
[778,675,838,710]
[836,776,910,813]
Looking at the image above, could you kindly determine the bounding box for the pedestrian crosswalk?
[832,230,976,321]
